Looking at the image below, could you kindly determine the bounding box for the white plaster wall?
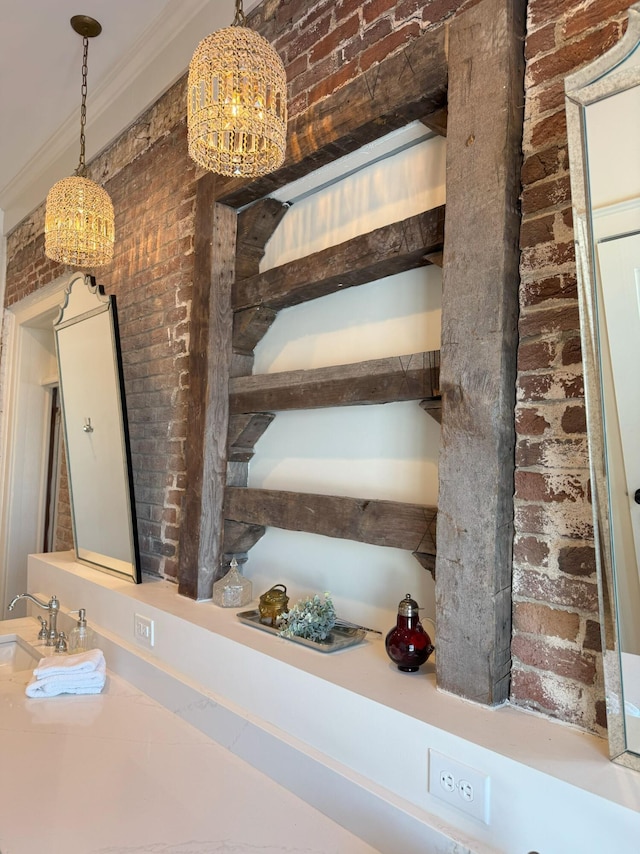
[243,135,445,632]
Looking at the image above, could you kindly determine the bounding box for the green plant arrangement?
[277,592,336,642]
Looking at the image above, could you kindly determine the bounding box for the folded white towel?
[26,657,106,698]
[33,648,104,678]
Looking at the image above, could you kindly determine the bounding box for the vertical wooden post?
[179,174,236,599]
[436,0,525,703]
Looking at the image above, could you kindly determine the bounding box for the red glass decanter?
[385,593,434,672]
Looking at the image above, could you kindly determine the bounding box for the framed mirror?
[54,274,140,582]
[565,3,640,769]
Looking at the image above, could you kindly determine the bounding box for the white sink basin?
[0,636,40,676]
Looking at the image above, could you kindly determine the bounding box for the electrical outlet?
[428,749,490,824]
[134,613,154,648]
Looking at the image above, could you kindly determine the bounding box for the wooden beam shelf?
[210,26,448,210]
[224,487,437,565]
[233,205,445,313]
[229,351,440,414]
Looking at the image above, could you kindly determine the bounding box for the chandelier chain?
[76,35,89,176]
[233,0,246,26]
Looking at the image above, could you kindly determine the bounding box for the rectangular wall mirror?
[565,2,640,769]
[54,273,140,582]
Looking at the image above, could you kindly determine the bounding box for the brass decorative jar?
[258,584,289,626]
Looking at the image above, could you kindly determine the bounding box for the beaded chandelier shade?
[187,0,287,178]
[45,16,115,268]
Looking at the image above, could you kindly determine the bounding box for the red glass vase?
[385,594,434,672]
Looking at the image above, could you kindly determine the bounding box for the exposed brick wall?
[2,0,635,733]
[513,0,633,732]
[5,80,196,581]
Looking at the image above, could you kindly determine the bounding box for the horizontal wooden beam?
[210,26,448,209]
[224,487,437,556]
[229,351,440,414]
[233,206,445,312]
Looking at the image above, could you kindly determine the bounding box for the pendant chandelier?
[187,0,287,178]
[45,16,115,268]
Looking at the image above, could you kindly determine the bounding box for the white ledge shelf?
[22,551,640,854]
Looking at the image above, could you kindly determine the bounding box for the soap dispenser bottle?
[68,609,97,653]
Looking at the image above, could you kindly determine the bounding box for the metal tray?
[237,609,367,653]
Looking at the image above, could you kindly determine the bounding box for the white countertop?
[0,618,379,854]
[19,552,640,854]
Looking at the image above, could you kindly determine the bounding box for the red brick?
[516,437,588,470]
[518,304,580,339]
[359,21,420,72]
[513,601,580,641]
[363,0,396,25]
[530,108,568,149]
[563,0,632,40]
[520,213,555,249]
[515,407,551,436]
[521,175,572,215]
[520,239,575,272]
[517,370,584,402]
[525,20,557,61]
[511,634,596,684]
[422,0,466,24]
[558,545,596,577]
[531,78,567,116]
[513,568,599,612]
[513,535,550,567]
[528,0,582,29]
[515,470,586,503]
[520,273,577,307]
[395,0,421,18]
[308,56,359,104]
[517,340,555,371]
[561,336,582,365]
[510,666,597,728]
[310,14,359,63]
[561,404,587,434]
[527,22,621,87]
[281,13,333,61]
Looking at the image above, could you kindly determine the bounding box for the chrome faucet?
[8,593,60,647]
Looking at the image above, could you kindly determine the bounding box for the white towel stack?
[25,648,106,698]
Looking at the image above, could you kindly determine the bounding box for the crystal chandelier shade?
[44,16,115,268]
[45,176,115,267]
[187,6,287,178]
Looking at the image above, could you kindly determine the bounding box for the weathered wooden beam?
[235,198,290,281]
[413,551,436,581]
[229,351,440,414]
[421,106,448,137]
[225,487,437,556]
[178,186,236,599]
[420,397,442,424]
[234,206,445,312]
[223,519,266,555]
[233,305,278,355]
[228,413,275,462]
[210,26,448,209]
[435,0,525,705]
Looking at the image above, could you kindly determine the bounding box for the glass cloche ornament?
[212,557,252,608]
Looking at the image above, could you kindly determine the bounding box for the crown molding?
[1,0,259,233]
